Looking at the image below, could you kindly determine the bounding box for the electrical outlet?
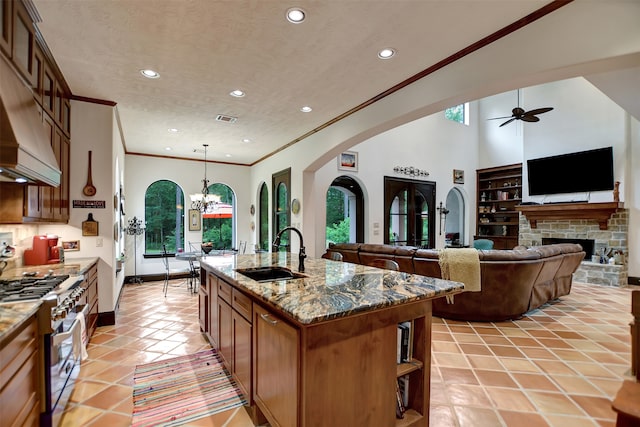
[96,237,103,247]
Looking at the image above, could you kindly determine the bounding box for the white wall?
[124,155,251,276]
[312,106,479,255]
[40,101,120,312]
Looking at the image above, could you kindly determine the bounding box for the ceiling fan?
[489,90,553,127]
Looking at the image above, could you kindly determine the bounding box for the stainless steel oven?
[43,302,89,426]
[0,272,86,427]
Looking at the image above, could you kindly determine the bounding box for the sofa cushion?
[326,243,361,264]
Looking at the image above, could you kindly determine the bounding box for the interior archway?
[445,187,466,247]
[326,175,364,245]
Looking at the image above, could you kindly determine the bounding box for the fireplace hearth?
[542,238,595,257]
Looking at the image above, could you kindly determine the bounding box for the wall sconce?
[437,201,449,236]
[393,166,429,178]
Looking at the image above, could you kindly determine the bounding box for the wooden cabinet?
[395,316,430,426]
[201,272,266,424]
[0,0,71,225]
[207,272,218,346]
[253,303,299,427]
[0,0,12,56]
[475,164,522,250]
[200,265,435,427]
[218,296,232,368]
[198,271,209,334]
[0,311,40,427]
[214,276,252,395]
[82,262,99,340]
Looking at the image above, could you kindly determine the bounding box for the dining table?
[175,251,202,292]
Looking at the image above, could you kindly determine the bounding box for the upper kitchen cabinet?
[0,0,72,224]
[11,1,34,83]
[0,0,12,56]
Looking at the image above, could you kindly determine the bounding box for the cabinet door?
[218,298,232,370]
[58,136,70,221]
[208,274,218,347]
[232,310,251,400]
[0,0,12,56]
[253,304,299,427]
[198,288,208,333]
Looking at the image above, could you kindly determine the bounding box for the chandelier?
[190,144,221,213]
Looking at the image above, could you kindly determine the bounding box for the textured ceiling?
[32,0,561,165]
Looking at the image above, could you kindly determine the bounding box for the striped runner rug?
[132,349,247,426]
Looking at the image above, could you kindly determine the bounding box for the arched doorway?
[202,183,235,250]
[445,187,466,247]
[326,175,364,245]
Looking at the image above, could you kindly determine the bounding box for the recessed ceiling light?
[242,138,252,143]
[230,89,245,98]
[286,7,305,23]
[300,106,312,113]
[377,48,396,59]
[15,177,28,183]
[168,128,179,133]
[165,147,172,151]
[225,154,232,158]
[140,69,160,79]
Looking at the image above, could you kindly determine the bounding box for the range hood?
[0,55,60,187]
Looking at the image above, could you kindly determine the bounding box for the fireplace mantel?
[516,202,623,230]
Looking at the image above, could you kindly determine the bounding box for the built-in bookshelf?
[475,164,523,250]
[395,316,429,426]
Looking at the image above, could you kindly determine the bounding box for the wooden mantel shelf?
[515,202,623,230]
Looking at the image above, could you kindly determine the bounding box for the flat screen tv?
[527,147,614,196]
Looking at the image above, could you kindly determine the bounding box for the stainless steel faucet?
[272,226,306,272]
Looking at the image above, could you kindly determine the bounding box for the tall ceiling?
[31,1,639,166]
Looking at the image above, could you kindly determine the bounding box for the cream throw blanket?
[439,248,481,303]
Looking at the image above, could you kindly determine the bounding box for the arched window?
[272,168,290,251]
[445,187,466,247]
[202,183,235,250]
[144,180,185,253]
[326,175,364,245]
[258,183,269,251]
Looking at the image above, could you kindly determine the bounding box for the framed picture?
[189,209,201,231]
[453,169,464,184]
[82,214,99,236]
[62,240,80,251]
[338,151,358,171]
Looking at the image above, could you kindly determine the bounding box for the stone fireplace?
[518,208,628,287]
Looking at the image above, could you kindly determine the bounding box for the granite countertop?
[0,257,99,281]
[0,301,41,343]
[200,252,464,325]
[0,257,99,342]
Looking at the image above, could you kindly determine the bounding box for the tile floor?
[58,279,638,427]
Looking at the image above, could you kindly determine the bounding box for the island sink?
[236,266,308,282]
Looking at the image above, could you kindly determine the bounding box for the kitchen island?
[199,252,464,427]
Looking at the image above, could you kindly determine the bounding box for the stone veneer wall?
[518,209,629,287]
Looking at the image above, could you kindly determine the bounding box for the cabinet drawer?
[232,288,252,322]
[217,279,232,304]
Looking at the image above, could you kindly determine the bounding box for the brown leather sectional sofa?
[323,243,585,321]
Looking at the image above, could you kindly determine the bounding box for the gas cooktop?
[0,274,70,303]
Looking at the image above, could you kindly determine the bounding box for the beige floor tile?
[56,280,632,427]
[81,384,132,410]
[454,406,503,427]
[485,387,536,411]
[526,391,585,416]
[85,411,131,427]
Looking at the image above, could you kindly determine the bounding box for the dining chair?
[162,244,192,297]
[369,258,399,271]
[473,239,494,250]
